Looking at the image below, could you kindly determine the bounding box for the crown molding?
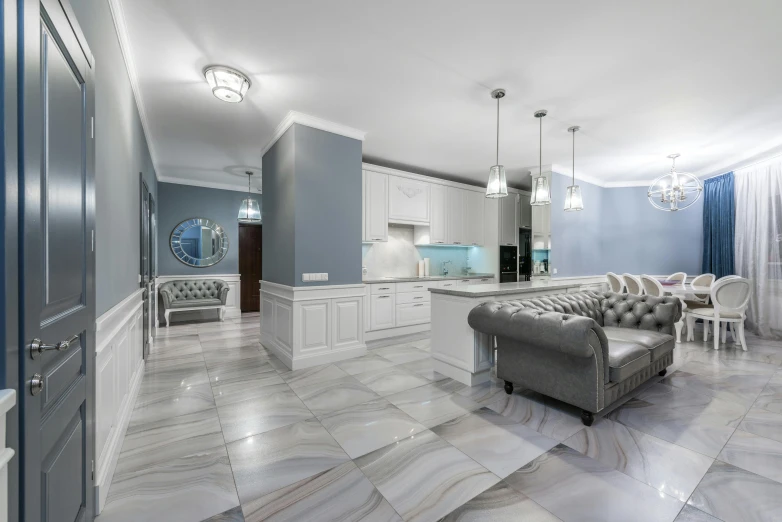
[106,0,160,179]
[158,175,260,194]
[261,111,366,157]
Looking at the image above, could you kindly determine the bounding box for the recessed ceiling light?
[203,65,251,103]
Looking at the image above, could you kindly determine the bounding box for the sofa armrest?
[468,302,609,359]
[160,288,174,310]
[601,292,682,335]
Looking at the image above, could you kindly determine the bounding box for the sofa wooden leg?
[581,410,594,426]
[503,381,513,395]
[658,368,667,377]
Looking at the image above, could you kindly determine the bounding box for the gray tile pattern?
[101,315,782,522]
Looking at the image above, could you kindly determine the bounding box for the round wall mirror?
[170,218,229,267]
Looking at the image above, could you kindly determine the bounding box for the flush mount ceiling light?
[238,171,261,222]
[485,88,509,198]
[530,110,551,206]
[564,126,584,212]
[204,65,251,103]
[647,154,703,211]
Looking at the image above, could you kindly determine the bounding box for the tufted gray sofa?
[159,279,230,326]
[468,291,682,426]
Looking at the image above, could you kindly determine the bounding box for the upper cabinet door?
[429,183,447,244]
[465,190,485,246]
[364,170,388,242]
[499,194,518,246]
[388,175,430,224]
[446,187,465,245]
[519,194,532,229]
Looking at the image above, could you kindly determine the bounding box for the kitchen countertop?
[429,279,581,298]
[362,273,495,284]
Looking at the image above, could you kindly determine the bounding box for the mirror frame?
[170,217,229,267]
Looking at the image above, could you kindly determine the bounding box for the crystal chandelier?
[563,126,583,211]
[238,171,261,222]
[647,154,703,211]
[485,89,508,198]
[530,110,551,205]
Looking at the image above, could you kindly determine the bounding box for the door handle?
[30,334,79,359]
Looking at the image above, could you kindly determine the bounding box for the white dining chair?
[622,273,643,295]
[640,275,664,296]
[642,275,686,343]
[667,272,687,287]
[606,272,625,293]
[686,277,751,351]
[684,273,715,341]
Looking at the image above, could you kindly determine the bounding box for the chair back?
[690,273,715,303]
[640,275,664,297]
[622,273,643,295]
[606,272,624,293]
[711,276,751,317]
[667,272,687,286]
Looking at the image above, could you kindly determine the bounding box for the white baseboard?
[96,358,144,513]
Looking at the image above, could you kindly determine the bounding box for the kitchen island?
[429,280,583,386]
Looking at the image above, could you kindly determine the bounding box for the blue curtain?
[702,172,735,278]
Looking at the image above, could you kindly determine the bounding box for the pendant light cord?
[496,97,500,165]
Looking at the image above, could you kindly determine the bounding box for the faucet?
[442,260,451,276]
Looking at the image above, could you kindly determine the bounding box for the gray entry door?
[21,0,96,520]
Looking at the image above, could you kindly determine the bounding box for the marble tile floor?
[98,315,782,522]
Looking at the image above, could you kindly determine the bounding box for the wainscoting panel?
[154,274,241,327]
[260,282,366,370]
[95,290,145,513]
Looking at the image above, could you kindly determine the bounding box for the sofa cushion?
[169,298,222,309]
[607,340,650,382]
[602,327,674,362]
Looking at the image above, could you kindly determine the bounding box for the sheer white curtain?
[734,158,782,338]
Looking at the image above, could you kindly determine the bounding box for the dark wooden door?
[239,224,262,312]
[21,0,96,520]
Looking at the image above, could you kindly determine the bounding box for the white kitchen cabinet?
[370,294,395,330]
[364,170,388,242]
[446,187,466,245]
[519,194,532,229]
[464,190,485,246]
[388,175,430,224]
[395,302,431,326]
[429,183,447,244]
[499,194,518,246]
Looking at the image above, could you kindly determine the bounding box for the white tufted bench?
[159,279,229,326]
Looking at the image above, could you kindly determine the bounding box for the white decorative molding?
[261,111,367,157]
[95,294,145,514]
[155,274,241,328]
[260,281,366,370]
[106,0,159,176]
[157,175,257,194]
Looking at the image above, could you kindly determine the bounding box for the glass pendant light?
[485,89,508,198]
[530,110,551,205]
[564,126,584,211]
[238,171,261,222]
[647,154,703,211]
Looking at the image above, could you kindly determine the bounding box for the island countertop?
[429,279,582,298]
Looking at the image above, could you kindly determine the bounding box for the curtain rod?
[704,151,782,180]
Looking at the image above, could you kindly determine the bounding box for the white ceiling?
[115,0,782,191]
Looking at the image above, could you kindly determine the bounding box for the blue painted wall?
[261,128,296,286]
[262,124,362,287]
[157,182,261,275]
[551,172,703,277]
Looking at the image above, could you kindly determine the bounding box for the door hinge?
[91,459,95,480]
[91,117,94,139]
